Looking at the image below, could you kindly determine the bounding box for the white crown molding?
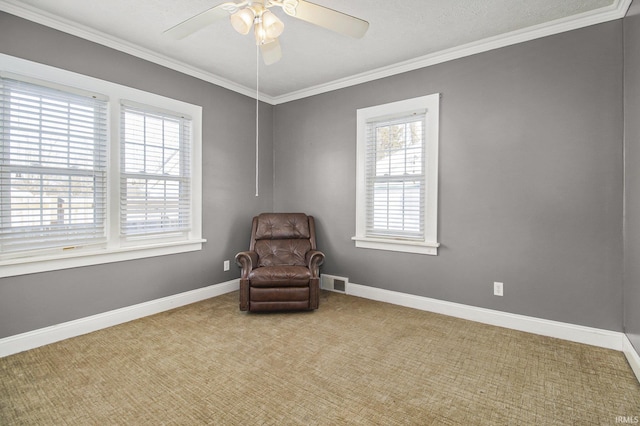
[0,279,239,357]
[271,0,633,104]
[0,0,632,105]
[0,0,275,103]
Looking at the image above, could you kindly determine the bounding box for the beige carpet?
[1,290,639,425]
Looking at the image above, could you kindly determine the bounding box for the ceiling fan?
[163,0,369,65]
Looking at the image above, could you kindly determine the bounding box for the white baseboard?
[0,279,239,358]
[4,278,638,385]
[347,283,625,351]
[623,335,640,383]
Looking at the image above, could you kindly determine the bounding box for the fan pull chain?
[255,44,260,197]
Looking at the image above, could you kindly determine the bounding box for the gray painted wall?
[274,21,624,331]
[624,0,640,352]
[0,12,272,338]
[0,10,632,339]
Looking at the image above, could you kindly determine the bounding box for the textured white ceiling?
[0,0,629,103]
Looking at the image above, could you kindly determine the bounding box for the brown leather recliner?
[235,213,325,312]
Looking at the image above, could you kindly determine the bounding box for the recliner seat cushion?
[248,266,312,287]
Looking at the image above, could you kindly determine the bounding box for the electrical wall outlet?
[223,260,230,271]
[494,282,504,296]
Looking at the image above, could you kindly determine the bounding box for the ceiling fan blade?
[163,2,243,40]
[284,0,369,38]
[260,38,283,65]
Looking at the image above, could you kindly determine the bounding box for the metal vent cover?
[321,274,348,293]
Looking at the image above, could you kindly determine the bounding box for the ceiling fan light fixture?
[165,0,369,63]
[230,8,254,35]
[261,10,284,39]
[254,20,268,45]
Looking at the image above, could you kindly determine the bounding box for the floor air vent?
[321,274,348,293]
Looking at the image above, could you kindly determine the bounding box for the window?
[0,55,203,277]
[0,78,108,255]
[120,104,191,238]
[353,94,440,255]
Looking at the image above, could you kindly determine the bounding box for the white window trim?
[353,94,440,255]
[0,54,204,278]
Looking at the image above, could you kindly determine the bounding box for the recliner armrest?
[235,251,258,278]
[306,250,325,277]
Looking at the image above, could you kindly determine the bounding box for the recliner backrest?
[251,213,316,267]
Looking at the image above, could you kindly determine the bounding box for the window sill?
[0,239,207,278]
[352,236,439,255]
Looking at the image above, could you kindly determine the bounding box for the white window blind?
[0,77,108,255]
[366,114,426,240]
[120,104,191,237]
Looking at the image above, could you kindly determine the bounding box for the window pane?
[0,78,107,254]
[120,105,191,237]
[366,116,425,239]
[121,178,188,235]
[371,180,422,236]
[374,120,423,177]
